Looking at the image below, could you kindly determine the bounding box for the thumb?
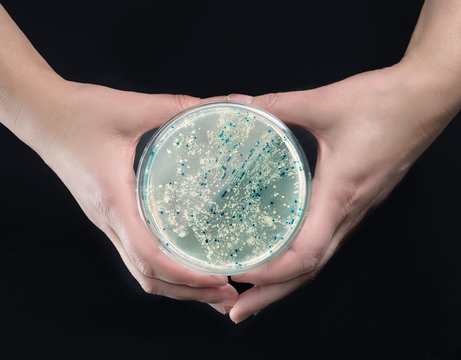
[129,93,202,136]
[228,90,332,134]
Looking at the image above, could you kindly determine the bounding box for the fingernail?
[229,308,241,324]
[228,94,253,104]
[208,303,226,315]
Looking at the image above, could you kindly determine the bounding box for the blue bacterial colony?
[141,104,309,273]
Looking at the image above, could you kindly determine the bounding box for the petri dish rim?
[136,100,312,275]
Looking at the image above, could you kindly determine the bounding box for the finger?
[226,94,254,104]
[202,94,255,103]
[122,93,202,136]
[201,95,229,102]
[106,223,238,304]
[115,202,228,287]
[110,93,228,286]
[109,173,228,288]
[150,282,237,304]
[231,175,338,285]
[208,303,233,315]
[229,274,311,323]
[228,90,334,134]
[317,205,370,269]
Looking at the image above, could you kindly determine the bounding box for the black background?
[1,1,460,358]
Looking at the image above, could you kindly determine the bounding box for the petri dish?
[136,100,311,275]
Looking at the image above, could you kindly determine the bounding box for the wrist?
[390,56,460,134]
[401,53,461,110]
[1,66,72,152]
[397,0,461,125]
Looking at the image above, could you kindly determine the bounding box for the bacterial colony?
[140,104,309,274]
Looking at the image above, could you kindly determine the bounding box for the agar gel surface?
[142,105,308,273]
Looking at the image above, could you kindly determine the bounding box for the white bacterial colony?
[142,105,308,272]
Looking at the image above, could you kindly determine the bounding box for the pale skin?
[0,1,460,323]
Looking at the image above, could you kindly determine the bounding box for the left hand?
[225,59,458,323]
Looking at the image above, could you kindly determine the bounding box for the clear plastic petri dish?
[136,100,311,275]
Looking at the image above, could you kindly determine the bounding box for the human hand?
[14,79,237,309]
[227,59,460,322]
[0,4,237,312]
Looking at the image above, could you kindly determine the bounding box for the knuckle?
[261,92,283,112]
[301,253,321,275]
[307,269,320,283]
[140,279,160,295]
[173,95,196,112]
[135,260,155,278]
[91,188,117,226]
[330,179,360,222]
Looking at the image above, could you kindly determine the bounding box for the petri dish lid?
[136,100,311,275]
